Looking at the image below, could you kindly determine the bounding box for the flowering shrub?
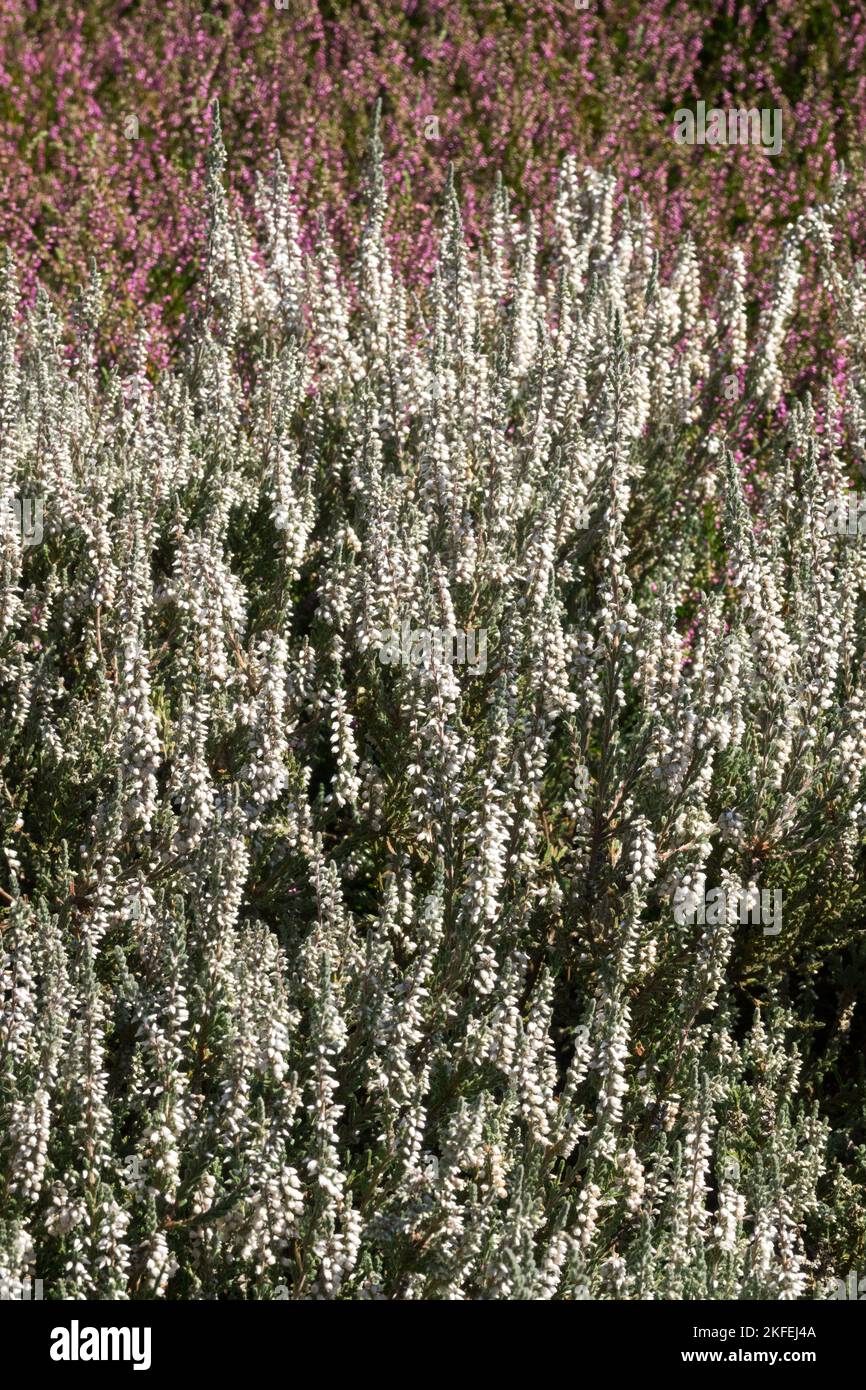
[0,0,863,350]
[1,107,866,1301]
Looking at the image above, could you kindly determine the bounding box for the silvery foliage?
[1,109,865,1300]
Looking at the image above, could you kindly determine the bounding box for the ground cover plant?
[1,0,863,349]
[1,3,865,1302]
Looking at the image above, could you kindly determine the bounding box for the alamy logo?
[826,493,866,537]
[673,101,782,156]
[831,1271,866,1300]
[378,621,487,674]
[5,496,43,546]
[1,1275,42,1299]
[673,884,782,936]
[50,1320,152,1372]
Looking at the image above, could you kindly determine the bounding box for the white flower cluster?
[0,112,864,1300]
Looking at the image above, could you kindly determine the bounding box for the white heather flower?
[0,114,858,1305]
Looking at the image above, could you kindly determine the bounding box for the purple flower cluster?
[0,1,862,359]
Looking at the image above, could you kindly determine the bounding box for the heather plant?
[0,0,864,354]
[1,108,866,1302]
